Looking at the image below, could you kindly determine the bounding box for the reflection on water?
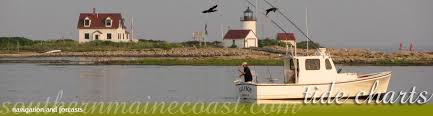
[0,64,432,103]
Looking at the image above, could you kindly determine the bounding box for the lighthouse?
[241,7,257,34]
[223,7,259,48]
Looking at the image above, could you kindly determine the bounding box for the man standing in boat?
[239,62,253,82]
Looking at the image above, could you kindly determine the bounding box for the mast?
[256,0,259,38]
[130,16,134,40]
[305,8,309,55]
[220,24,224,40]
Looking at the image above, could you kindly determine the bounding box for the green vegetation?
[0,37,224,53]
[229,44,238,48]
[296,41,321,49]
[1,103,432,116]
[96,58,283,66]
[180,41,223,48]
[258,38,285,47]
[258,39,320,49]
[0,37,322,54]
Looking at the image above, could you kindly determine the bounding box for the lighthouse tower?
[222,7,258,48]
[241,7,257,34]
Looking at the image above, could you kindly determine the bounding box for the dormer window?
[84,17,91,27]
[105,17,112,27]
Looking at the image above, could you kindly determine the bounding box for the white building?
[223,7,258,48]
[277,33,296,47]
[77,9,132,43]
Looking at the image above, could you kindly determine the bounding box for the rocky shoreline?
[1,47,432,65]
[256,46,433,65]
[0,48,271,57]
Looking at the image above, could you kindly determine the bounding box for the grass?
[0,37,223,53]
[0,103,432,115]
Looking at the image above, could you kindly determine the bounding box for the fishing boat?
[233,0,392,100]
[235,48,392,100]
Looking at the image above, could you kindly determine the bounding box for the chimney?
[92,8,96,14]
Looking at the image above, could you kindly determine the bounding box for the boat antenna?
[263,0,319,49]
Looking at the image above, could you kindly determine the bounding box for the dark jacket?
[244,67,253,82]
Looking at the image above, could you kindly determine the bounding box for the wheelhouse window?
[105,18,112,27]
[107,33,112,39]
[290,59,294,70]
[84,17,91,27]
[325,59,332,70]
[84,33,90,39]
[305,59,320,70]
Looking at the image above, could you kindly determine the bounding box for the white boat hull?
[236,71,392,100]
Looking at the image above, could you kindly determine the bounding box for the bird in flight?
[265,7,278,16]
[202,5,218,13]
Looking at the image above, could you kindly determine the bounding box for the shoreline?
[1,57,432,66]
[1,47,432,66]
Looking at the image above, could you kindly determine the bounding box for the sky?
[0,0,432,50]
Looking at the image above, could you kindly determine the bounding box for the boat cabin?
[283,48,357,84]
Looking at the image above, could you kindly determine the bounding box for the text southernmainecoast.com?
[0,81,432,115]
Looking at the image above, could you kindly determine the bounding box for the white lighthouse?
[241,7,257,34]
[223,7,259,48]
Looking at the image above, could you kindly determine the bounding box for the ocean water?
[0,64,432,103]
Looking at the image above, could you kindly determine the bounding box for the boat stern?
[236,82,257,99]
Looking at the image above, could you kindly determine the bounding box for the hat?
[242,62,248,65]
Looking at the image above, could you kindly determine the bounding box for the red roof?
[223,30,251,39]
[77,13,124,29]
[277,33,296,41]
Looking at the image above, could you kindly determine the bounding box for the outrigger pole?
[244,0,295,56]
[263,0,318,48]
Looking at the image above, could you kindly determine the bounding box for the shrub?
[296,41,321,49]
[229,44,238,48]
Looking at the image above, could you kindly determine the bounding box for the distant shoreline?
[1,47,432,66]
[1,57,432,66]
[94,58,433,66]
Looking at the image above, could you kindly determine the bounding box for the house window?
[84,18,91,27]
[305,59,320,70]
[325,59,332,70]
[105,18,112,27]
[107,33,112,39]
[95,35,99,40]
[84,33,90,39]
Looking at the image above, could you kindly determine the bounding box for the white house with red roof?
[77,8,131,43]
[277,33,296,46]
[223,30,257,48]
[223,7,258,48]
